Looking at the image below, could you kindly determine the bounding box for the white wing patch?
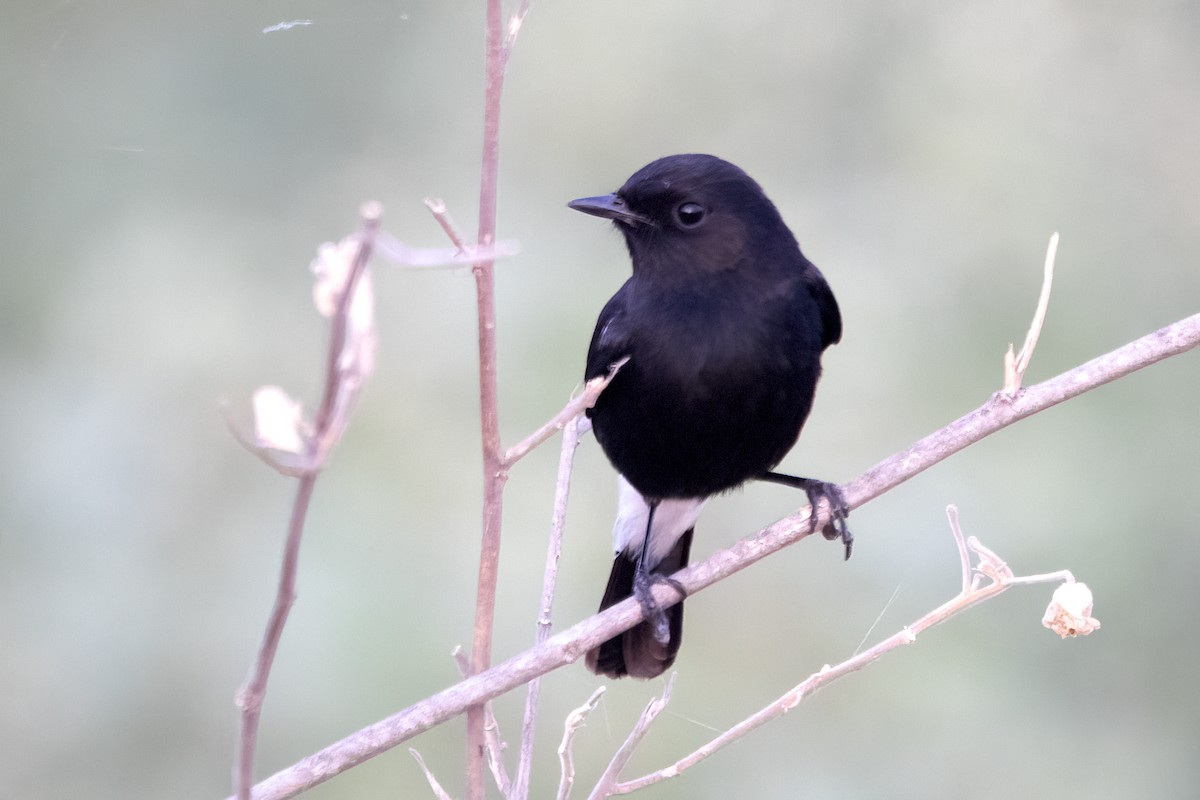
[614,475,706,565]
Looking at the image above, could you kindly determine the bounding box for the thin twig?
[234,206,380,800]
[424,198,469,253]
[513,415,588,800]
[1008,569,1077,587]
[557,687,605,800]
[228,313,1199,800]
[503,358,627,468]
[235,475,317,800]
[410,749,455,800]
[1005,232,1058,394]
[588,676,675,800]
[609,514,1088,794]
[1017,232,1059,376]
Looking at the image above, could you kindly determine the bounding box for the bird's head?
[568,154,799,282]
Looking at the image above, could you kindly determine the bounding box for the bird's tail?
[585,528,694,679]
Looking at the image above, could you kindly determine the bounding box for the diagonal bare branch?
[228,312,1199,800]
[503,358,627,468]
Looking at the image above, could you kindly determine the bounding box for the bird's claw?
[632,568,686,645]
[804,481,853,560]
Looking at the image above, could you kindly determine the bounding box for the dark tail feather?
[585,528,694,679]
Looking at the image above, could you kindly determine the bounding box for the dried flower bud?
[1042,581,1100,638]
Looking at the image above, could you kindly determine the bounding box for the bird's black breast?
[586,270,825,500]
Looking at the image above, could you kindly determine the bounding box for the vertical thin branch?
[235,209,379,800]
[466,1,527,797]
[513,417,586,799]
[236,474,317,800]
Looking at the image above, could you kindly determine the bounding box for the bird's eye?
[674,202,706,228]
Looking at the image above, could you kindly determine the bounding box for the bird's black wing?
[585,280,634,381]
[803,265,842,349]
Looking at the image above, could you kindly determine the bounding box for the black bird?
[569,154,849,679]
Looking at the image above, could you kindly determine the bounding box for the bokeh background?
[3,2,1198,798]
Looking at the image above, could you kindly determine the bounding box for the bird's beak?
[568,193,651,227]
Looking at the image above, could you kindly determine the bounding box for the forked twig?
[587,676,675,800]
[557,688,605,800]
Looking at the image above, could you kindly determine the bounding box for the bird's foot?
[802,480,852,560]
[758,471,854,559]
[632,567,686,645]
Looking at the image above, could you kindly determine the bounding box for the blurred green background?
[2,1,1198,798]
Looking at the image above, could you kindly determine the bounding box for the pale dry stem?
[514,414,590,800]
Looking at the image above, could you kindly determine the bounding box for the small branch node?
[946,504,971,594]
[967,535,1013,584]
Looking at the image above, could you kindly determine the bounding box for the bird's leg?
[633,501,684,645]
[759,471,853,560]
